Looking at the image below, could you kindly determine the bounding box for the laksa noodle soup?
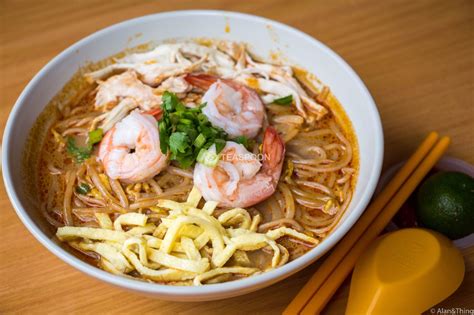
[25,40,358,285]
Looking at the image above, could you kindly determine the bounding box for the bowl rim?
[2,10,384,298]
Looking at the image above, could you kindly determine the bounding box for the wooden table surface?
[1,0,473,314]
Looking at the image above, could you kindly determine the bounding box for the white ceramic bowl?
[2,10,383,301]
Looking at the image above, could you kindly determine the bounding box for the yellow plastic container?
[346,228,465,315]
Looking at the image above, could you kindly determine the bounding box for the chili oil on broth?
[23,43,152,223]
[259,83,358,260]
[24,39,358,285]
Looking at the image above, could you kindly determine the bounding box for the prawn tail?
[262,126,285,174]
[184,73,218,90]
[144,107,163,120]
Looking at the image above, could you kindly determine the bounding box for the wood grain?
[0,0,472,314]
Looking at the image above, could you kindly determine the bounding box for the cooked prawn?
[185,73,265,138]
[99,110,168,183]
[194,127,285,208]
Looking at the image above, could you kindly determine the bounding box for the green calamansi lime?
[416,171,474,239]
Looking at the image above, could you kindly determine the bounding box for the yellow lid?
[346,228,465,315]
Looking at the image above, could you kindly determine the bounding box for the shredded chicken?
[85,40,329,133]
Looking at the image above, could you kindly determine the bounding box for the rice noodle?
[297,209,333,227]
[294,197,325,210]
[87,162,120,205]
[166,166,193,179]
[75,193,106,207]
[72,207,116,215]
[302,192,352,235]
[47,163,63,175]
[110,179,129,208]
[73,197,85,208]
[147,178,163,194]
[328,172,337,188]
[281,126,300,143]
[336,167,355,185]
[70,104,89,116]
[267,195,282,221]
[62,127,88,136]
[290,186,329,201]
[295,180,334,197]
[63,170,76,226]
[54,112,101,131]
[109,202,129,214]
[273,115,304,125]
[41,205,63,228]
[278,183,295,219]
[258,218,303,232]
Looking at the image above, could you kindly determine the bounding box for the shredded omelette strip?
[56,187,319,285]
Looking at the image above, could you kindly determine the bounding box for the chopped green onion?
[234,135,248,148]
[193,133,206,148]
[273,94,293,105]
[76,183,91,195]
[158,121,169,154]
[66,137,91,163]
[197,113,208,124]
[214,139,226,154]
[179,118,193,125]
[197,148,221,167]
[178,126,198,141]
[177,155,196,169]
[157,91,228,168]
[88,128,103,145]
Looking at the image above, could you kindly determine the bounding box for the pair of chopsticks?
[283,132,450,315]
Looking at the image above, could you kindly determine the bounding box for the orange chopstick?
[300,136,450,314]
[283,132,440,315]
